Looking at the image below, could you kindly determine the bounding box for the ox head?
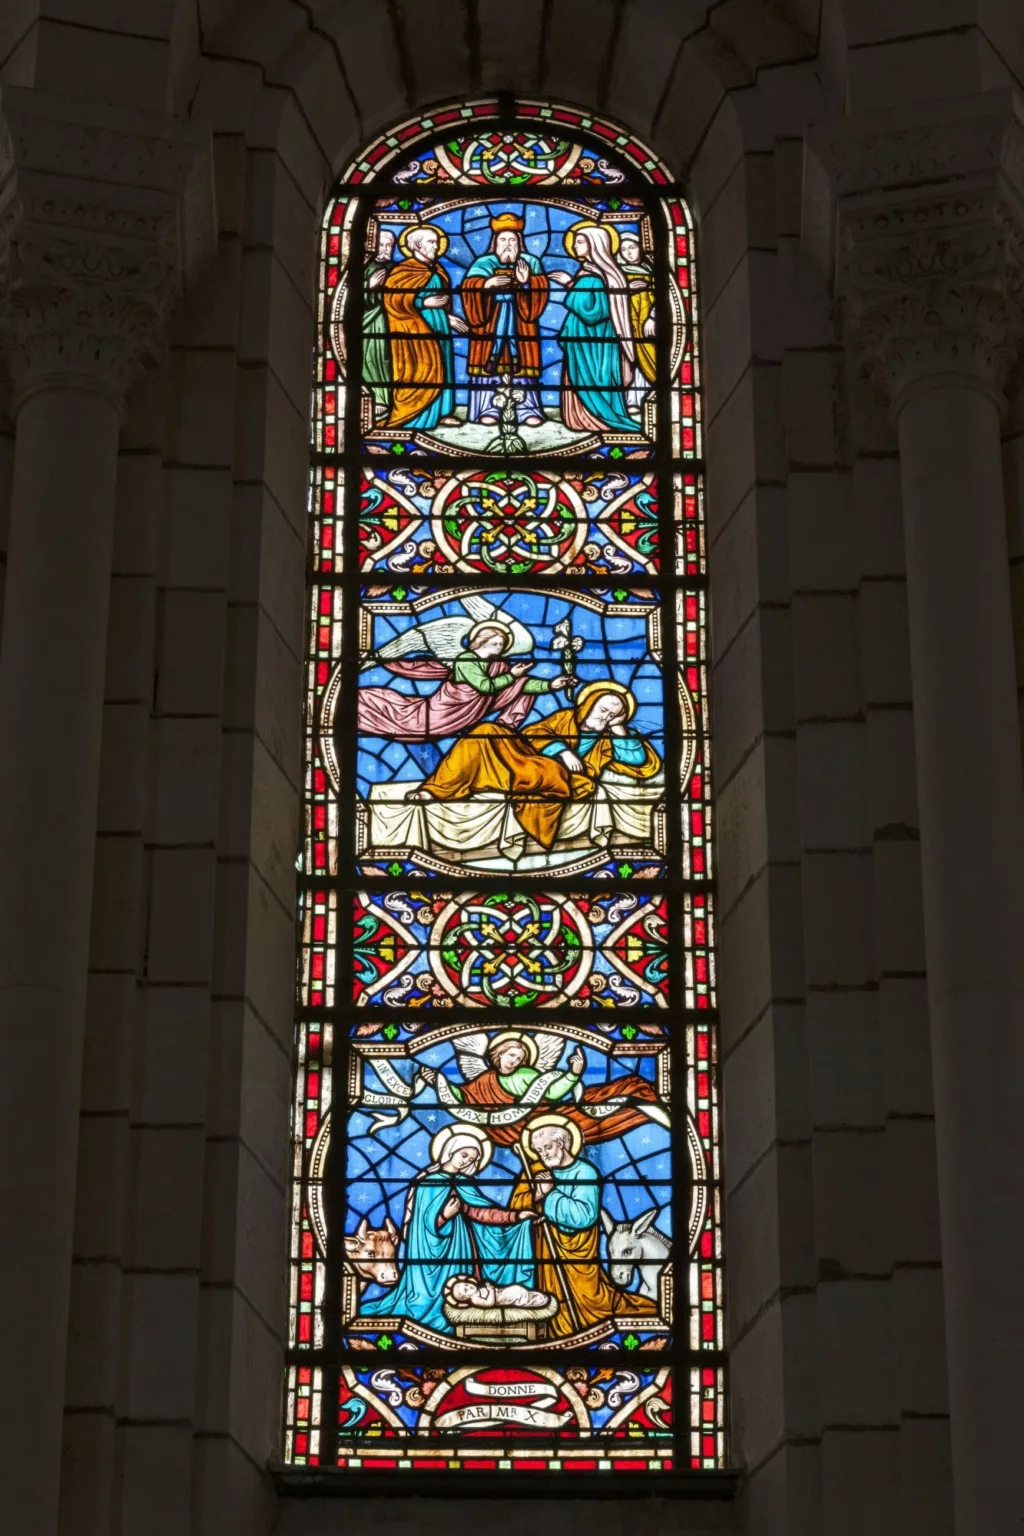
[602,1207,659,1287]
[344,1216,400,1286]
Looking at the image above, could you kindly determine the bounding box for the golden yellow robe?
[419,704,661,850]
[381,259,454,428]
[622,261,656,384]
[510,1163,658,1339]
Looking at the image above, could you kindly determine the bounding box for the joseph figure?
[461,212,549,425]
[407,680,661,849]
[512,1118,658,1339]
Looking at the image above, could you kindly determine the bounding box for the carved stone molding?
[0,86,216,409]
[807,92,1024,417]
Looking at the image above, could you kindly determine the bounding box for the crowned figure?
[461,212,550,427]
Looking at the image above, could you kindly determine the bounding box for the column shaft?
[898,382,1024,1534]
[0,385,122,1536]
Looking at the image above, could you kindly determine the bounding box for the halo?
[521,1113,584,1162]
[398,223,448,259]
[574,679,636,722]
[465,618,515,654]
[565,220,620,259]
[430,1122,492,1171]
[487,1031,539,1068]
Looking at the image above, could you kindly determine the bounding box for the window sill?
[270,1460,740,1500]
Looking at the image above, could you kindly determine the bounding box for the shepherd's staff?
[514,1138,584,1336]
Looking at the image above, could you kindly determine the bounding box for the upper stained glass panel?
[345,199,682,460]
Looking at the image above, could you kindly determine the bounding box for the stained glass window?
[287,101,724,1479]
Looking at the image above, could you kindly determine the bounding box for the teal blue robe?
[559,272,636,431]
[542,1158,601,1230]
[359,1169,532,1334]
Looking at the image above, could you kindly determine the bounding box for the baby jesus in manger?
[444,1274,551,1310]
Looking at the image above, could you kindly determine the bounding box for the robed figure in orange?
[382,224,467,430]
[409,680,661,850]
[461,213,550,425]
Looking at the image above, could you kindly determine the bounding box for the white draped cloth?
[365,774,664,870]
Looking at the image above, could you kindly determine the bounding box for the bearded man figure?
[512,1118,658,1339]
[382,224,467,430]
[461,212,550,426]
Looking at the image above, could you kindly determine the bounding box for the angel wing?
[373,613,479,663]
[534,1032,568,1071]
[373,596,535,665]
[453,1031,491,1082]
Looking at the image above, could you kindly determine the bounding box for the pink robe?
[356,658,533,741]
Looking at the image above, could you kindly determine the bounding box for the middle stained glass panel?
[327,583,670,880]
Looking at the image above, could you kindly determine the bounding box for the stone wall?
[3,4,1024,1535]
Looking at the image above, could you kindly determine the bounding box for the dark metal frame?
[289,101,726,1491]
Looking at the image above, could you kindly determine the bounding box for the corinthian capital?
[807,92,1024,416]
[0,87,216,409]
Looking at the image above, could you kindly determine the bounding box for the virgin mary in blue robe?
[359,1129,533,1335]
[557,224,638,434]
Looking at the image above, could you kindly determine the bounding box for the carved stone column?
[811,94,1024,1536]
[0,87,214,1536]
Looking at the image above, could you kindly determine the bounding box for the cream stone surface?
[0,4,1022,1535]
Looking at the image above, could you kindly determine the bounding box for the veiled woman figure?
[409,680,661,850]
[359,1125,533,1335]
[551,223,637,433]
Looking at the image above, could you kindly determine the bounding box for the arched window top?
[340,100,678,187]
[288,101,723,1484]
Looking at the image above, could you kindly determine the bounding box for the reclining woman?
[405,680,661,850]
